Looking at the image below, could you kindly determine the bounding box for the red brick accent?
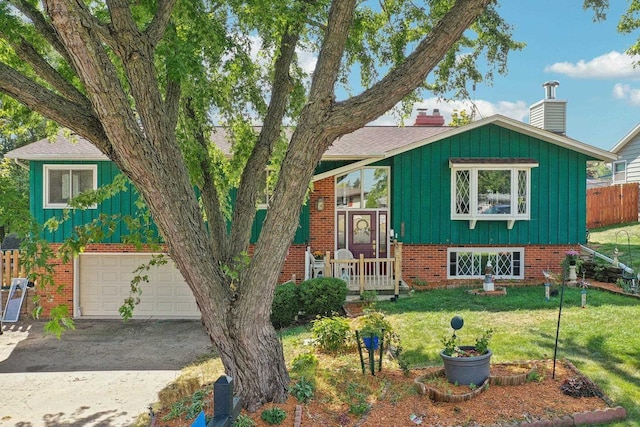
[401,244,579,286]
[309,177,335,256]
[35,207,583,317]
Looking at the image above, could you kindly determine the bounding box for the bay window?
[450,158,537,229]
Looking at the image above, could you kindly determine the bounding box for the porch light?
[316,197,325,211]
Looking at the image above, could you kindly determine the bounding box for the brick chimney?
[414,108,445,126]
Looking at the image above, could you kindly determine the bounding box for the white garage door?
[78,254,201,318]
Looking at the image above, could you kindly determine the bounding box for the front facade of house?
[309,116,614,288]
[5,107,616,319]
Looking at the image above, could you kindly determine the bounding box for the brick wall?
[33,176,579,317]
[400,244,577,287]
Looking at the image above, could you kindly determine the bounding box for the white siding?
[617,133,640,183]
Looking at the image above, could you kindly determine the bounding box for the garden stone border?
[411,359,627,426]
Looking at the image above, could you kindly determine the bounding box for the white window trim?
[447,247,525,279]
[612,160,627,184]
[450,162,536,230]
[43,164,98,209]
[256,166,275,210]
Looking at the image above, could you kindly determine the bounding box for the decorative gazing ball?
[450,315,464,330]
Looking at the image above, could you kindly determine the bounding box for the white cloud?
[612,83,640,106]
[369,98,529,126]
[545,51,640,79]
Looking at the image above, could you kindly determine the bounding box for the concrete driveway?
[0,319,213,427]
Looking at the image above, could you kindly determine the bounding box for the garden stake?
[552,277,567,379]
[368,333,375,375]
[355,330,365,374]
[378,329,385,372]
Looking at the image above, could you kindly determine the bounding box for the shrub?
[291,353,319,375]
[261,407,287,425]
[271,281,300,329]
[233,414,256,427]
[290,377,315,403]
[298,277,347,317]
[311,315,352,353]
[357,310,393,343]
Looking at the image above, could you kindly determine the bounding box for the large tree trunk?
[0,0,498,412]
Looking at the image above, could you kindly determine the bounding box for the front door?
[343,210,388,259]
[349,211,377,259]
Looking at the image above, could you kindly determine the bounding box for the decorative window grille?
[448,247,524,279]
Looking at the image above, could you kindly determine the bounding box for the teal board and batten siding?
[390,124,590,245]
[31,161,144,243]
[33,161,309,244]
[251,206,309,244]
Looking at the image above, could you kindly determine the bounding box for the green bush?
[261,407,287,425]
[298,277,347,317]
[290,377,314,403]
[271,281,300,329]
[311,315,352,353]
[233,414,256,427]
[291,353,319,375]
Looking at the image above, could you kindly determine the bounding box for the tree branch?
[145,0,179,46]
[11,0,75,67]
[0,32,89,106]
[184,98,229,260]
[306,0,358,110]
[165,78,181,131]
[229,25,302,257]
[0,62,112,157]
[329,0,494,132]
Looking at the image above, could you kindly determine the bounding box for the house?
[4,83,616,319]
[610,123,640,184]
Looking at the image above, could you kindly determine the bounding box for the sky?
[370,1,640,151]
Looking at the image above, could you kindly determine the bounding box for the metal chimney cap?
[543,81,560,99]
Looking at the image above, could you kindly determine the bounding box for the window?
[450,158,537,229]
[612,161,626,184]
[448,247,524,279]
[336,167,389,209]
[256,167,275,209]
[44,165,97,209]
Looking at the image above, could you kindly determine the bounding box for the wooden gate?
[1,250,24,287]
[587,183,638,229]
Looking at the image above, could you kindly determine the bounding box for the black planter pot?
[440,346,492,386]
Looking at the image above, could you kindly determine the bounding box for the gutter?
[12,159,29,170]
[579,244,634,275]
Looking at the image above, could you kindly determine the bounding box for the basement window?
[448,247,524,279]
[450,158,538,229]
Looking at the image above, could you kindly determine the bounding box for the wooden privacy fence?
[1,250,25,288]
[587,183,638,229]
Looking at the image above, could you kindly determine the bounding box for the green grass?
[275,285,640,426]
[588,222,640,273]
[374,286,640,426]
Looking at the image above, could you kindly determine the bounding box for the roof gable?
[4,131,107,161]
[611,123,640,154]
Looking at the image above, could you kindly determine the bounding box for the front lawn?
[142,285,640,426]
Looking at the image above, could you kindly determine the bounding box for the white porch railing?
[305,244,404,296]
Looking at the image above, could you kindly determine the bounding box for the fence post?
[207,375,243,427]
